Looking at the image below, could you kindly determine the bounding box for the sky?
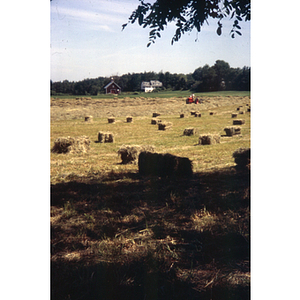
[50,0,250,82]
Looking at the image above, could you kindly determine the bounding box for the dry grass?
[98,131,114,143]
[51,95,250,300]
[117,144,155,164]
[198,134,221,145]
[51,136,90,154]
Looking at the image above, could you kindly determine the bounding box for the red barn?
[104,78,121,94]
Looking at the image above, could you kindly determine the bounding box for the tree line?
[50,60,250,96]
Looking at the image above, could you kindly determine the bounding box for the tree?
[123,0,250,46]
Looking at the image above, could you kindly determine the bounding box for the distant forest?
[51,60,250,96]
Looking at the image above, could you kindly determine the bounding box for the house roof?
[104,80,121,90]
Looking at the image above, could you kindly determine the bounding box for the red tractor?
[186,95,201,104]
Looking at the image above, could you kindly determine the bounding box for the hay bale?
[118,145,155,164]
[98,131,114,143]
[195,112,201,117]
[126,116,133,123]
[151,118,161,125]
[209,112,215,115]
[180,113,185,118]
[233,119,245,125]
[51,136,90,154]
[84,116,93,122]
[190,111,196,116]
[152,112,161,117]
[108,117,115,123]
[231,113,238,118]
[183,127,197,136]
[233,147,250,171]
[198,134,220,145]
[247,107,251,112]
[158,121,173,130]
[138,152,193,178]
[224,126,241,136]
[239,111,245,114]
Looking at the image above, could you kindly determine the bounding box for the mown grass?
[51,103,250,183]
[51,99,250,300]
[51,90,250,100]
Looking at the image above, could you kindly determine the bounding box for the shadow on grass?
[51,167,250,300]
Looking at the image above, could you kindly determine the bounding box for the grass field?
[51,93,250,300]
[52,90,250,99]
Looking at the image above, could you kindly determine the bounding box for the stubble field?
[51,94,250,300]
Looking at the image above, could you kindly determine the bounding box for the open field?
[51,93,250,300]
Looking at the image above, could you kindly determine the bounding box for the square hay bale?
[209,112,215,115]
[138,152,193,178]
[158,121,173,130]
[233,119,245,125]
[231,113,238,118]
[151,118,161,125]
[190,111,196,116]
[183,127,197,136]
[84,116,93,122]
[98,131,114,143]
[126,116,133,123]
[180,113,185,118]
[198,134,220,145]
[233,147,250,171]
[195,112,201,117]
[224,126,241,136]
[118,145,155,164]
[51,136,90,154]
[152,112,161,117]
[108,117,115,123]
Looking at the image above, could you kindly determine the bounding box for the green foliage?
[123,0,251,46]
[51,60,250,96]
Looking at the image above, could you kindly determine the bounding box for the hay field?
[51,95,250,182]
[51,95,250,300]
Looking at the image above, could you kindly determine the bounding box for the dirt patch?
[51,96,250,121]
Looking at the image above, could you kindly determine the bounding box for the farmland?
[51,92,250,300]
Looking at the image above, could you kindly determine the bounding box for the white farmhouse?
[141,80,163,93]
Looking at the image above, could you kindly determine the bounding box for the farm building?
[141,80,163,92]
[104,78,121,94]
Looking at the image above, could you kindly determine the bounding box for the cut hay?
[126,116,133,123]
[224,126,241,136]
[152,112,161,117]
[233,119,245,125]
[108,117,115,123]
[151,118,161,125]
[118,145,155,164]
[231,113,238,118]
[51,136,90,154]
[138,152,193,178]
[98,131,114,143]
[158,121,173,130]
[84,116,93,122]
[183,127,197,136]
[233,147,250,171]
[180,113,184,118]
[198,134,220,145]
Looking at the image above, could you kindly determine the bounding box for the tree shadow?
[51,167,250,300]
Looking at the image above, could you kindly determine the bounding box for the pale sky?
[50,0,250,82]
